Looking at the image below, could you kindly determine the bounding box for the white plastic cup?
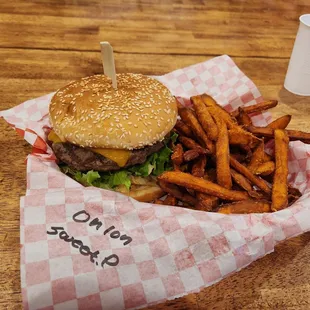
[284,14,310,96]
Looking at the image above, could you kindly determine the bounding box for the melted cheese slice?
[48,130,131,167]
[48,130,63,143]
[92,148,131,167]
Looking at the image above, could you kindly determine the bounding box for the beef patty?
[52,141,164,171]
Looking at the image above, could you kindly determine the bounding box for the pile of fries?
[155,94,309,214]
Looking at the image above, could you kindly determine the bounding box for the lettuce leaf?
[75,170,101,185]
[153,145,173,175]
[170,131,178,144]
[104,171,131,190]
[60,166,131,190]
[128,159,155,177]
[60,168,101,187]
[128,145,172,177]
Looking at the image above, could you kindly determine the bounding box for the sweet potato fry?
[192,155,207,177]
[171,144,184,166]
[237,107,253,126]
[178,202,193,208]
[196,192,219,211]
[231,100,278,118]
[202,95,259,148]
[263,115,292,144]
[183,149,200,162]
[254,161,275,176]
[191,95,218,141]
[282,128,310,142]
[176,100,184,110]
[268,115,292,130]
[158,171,249,201]
[228,127,261,148]
[174,120,194,138]
[179,108,214,152]
[247,141,265,172]
[230,156,271,194]
[201,94,237,129]
[178,136,208,154]
[218,200,271,214]
[173,163,181,171]
[163,194,177,206]
[247,126,310,143]
[246,126,274,138]
[263,152,273,162]
[214,115,232,189]
[153,199,164,205]
[230,169,264,199]
[271,129,289,211]
[158,180,197,206]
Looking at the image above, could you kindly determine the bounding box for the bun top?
[49,73,177,149]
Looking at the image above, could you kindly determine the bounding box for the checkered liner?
[2,55,310,310]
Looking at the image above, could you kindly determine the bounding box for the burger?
[48,73,178,202]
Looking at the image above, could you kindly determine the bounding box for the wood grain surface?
[1,1,310,309]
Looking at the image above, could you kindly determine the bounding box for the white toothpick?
[100,41,117,89]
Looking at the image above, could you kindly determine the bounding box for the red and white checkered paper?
[2,55,310,310]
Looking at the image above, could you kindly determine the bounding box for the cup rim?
[300,14,310,27]
[284,83,310,96]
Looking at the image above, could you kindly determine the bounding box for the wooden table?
[1,1,310,309]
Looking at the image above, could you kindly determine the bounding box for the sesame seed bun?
[49,73,178,149]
